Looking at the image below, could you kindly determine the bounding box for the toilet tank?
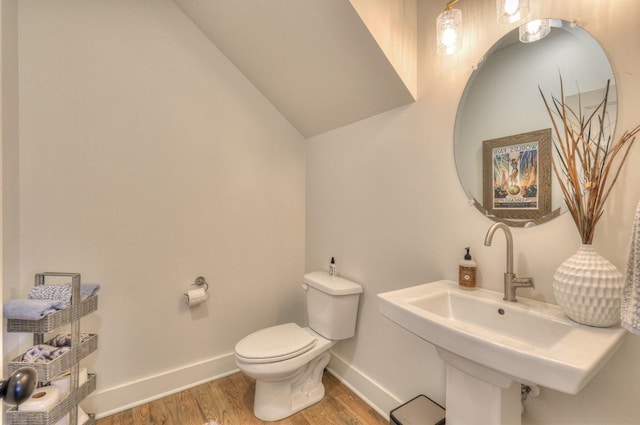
[303,271,363,340]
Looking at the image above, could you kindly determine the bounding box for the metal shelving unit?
[6,272,98,425]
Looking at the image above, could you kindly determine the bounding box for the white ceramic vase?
[552,244,623,327]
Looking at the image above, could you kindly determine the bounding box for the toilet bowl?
[234,271,363,421]
[235,324,336,421]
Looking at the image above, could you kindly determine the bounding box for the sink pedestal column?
[438,348,521,425]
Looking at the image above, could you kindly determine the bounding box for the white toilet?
[234,271,363,421]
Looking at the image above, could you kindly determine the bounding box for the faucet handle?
[513,277,535,289]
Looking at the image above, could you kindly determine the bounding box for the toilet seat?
[235,323,316,364]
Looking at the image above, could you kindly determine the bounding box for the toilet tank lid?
[303,271,363,295]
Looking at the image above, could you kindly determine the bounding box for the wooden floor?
[95,371,389,425]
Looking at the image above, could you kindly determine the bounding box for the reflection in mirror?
[454,19,616,227]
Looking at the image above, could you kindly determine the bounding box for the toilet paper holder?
[184,276,209,298]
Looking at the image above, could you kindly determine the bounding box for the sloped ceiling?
[172,0,416,138]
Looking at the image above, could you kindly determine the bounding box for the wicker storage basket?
[7,296,98,334]
[6,374,96,425]
[8,334,98,382]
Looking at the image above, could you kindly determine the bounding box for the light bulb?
[519,19,551,43]
[504,0,519,15]
[496,0,530,24]
[442,27,458,47]
[525,20,541,33]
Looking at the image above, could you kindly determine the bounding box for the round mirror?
[454,19,616,226]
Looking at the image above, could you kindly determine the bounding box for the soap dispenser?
[329,257,337,277]
[459,247,477,290]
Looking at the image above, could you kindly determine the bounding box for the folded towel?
[28,283,100,307]
[50,333,92,347]
[80,283,100,299]
[622,200,640,335]
[3,299,67,320]
[28,284,72,304]
[22,344,71,362]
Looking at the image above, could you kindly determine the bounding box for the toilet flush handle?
[301,283,309,291]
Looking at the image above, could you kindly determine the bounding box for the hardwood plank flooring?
[96,371,389,425]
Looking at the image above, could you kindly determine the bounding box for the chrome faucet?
[484,222,535,302]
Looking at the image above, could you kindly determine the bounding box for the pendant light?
[437,0,462,55]
[437,0,534,56]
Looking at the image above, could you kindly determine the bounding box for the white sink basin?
[378,280,626,395]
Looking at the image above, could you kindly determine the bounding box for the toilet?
[234,271,363,421]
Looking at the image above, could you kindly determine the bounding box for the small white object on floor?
[204,420,220,425]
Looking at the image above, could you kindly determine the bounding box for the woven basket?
[6,374,96,425]
[7,296,98,334]
[8,334,98,382]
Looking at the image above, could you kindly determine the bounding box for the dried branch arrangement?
[540,78,640,244]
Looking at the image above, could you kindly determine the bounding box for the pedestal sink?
[378,280,626,425]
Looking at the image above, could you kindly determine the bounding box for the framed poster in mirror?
[482,128,552,220]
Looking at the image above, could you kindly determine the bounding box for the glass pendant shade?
[519,19,550,43]
[437,8,462,55]
[496,0,530,24]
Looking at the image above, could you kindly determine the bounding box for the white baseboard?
[84,352,238,419]
[327,350,401,421]
[84,349,399,421]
